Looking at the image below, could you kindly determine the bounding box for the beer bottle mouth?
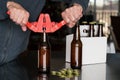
[43,27,46,32]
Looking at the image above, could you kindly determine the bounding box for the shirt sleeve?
[0,0,8,20]
[0,0,45,21]
[51,0,89,12]
[0,0,25,20]
[70,0,89,12]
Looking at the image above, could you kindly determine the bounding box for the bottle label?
[94,25,99,37]
[80,25,89,37]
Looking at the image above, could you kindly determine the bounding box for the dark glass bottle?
[89,22,95,37]
[81,21,89,37]
[97,23,104,37]
[37,74,49,80]
[38,28,51,73]
[71,22,82,69]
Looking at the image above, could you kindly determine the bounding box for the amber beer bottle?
[89,22,95,37]
[71,22,82,69]
[37,74,49,80]
[38,28,51,73]
[97,23,104,37]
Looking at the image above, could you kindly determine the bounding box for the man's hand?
[7,1,30,31]
[61,3,83,28]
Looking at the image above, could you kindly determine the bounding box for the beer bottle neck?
[43,31,46,42]
[42,27,47,42]
[73,23,80,40]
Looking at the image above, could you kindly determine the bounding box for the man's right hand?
[7,1,30,31]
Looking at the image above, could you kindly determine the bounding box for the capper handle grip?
[7,11,33,27]
[7,11,67,33]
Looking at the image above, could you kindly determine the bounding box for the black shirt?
[0,0,89,65]
[0,0,89,21]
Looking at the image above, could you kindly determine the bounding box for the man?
[0,0,89,65]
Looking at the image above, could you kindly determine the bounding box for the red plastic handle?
[7,11,33,27]
[7,11,10,14]
[7,11,39,32]
[7,11,67,33]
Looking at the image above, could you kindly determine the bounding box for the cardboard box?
[66,34,107,65]
[65,63,106,80]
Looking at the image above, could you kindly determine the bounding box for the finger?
[67,21,76,28]
[71,11,82,22]
[68,14,76,23]
[61,9,70,23]
[66,7,76,22]
[16,11,25,24]
[71,5,83,21]
[67,15,82,28]
[74,15,82,22]
[10,9,21,23]
[62,8,80,24]
[20,24,27,31]
[9,9,16,21]
[22,12,29,24]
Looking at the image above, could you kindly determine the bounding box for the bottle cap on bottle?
[82,21,88,24]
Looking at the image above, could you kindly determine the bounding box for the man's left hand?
[61,3,83,28]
